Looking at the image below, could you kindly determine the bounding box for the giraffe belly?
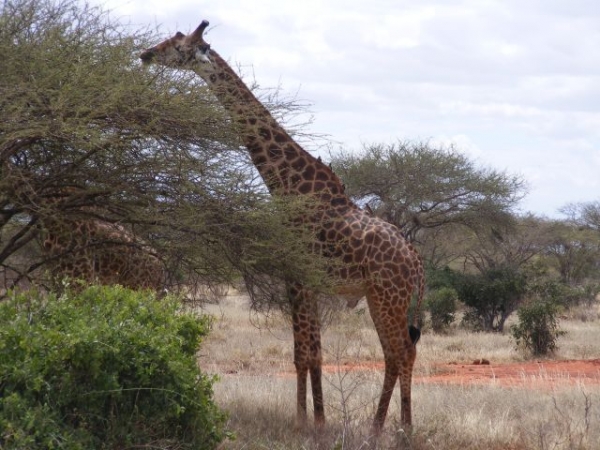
[331,280,367,309]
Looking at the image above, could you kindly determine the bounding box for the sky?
[97,0,600,217]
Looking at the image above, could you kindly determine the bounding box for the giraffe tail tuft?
[409,325,421,345]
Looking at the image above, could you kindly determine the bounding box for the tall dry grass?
[198,294,600,449]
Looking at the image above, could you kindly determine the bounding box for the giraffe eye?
[174,45,186,61]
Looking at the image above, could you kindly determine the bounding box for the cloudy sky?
[98,0,600,217]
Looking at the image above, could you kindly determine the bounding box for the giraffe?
[35,189,165,291]
[141,21,424,431]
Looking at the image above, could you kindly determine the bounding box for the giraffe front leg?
[291,285,325,428]
[293,335,325,427]
[306,295,325,426]
[309,342,325,426]
[294,358,308,428]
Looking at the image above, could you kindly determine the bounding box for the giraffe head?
[140,20,213,69]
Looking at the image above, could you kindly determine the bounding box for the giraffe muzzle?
[140,50,155,63]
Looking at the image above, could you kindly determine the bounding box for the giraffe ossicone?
[142,21,424,431]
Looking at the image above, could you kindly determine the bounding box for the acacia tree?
[549,202,600,306]
[462,214,544,273]
[0,0,326,299]
[331,141,525,277]
[543,220,600,286]
[331,142,524,244]
[559,201,600,285]
[562,201,600,232]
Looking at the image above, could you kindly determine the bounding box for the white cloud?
[430,134,484,159]
[440,101,546,120]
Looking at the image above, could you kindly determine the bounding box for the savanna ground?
[198,292,600,450]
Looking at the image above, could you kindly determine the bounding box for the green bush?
[0,286,227,449]
[453,266,527,332]
[427,287,457,333]
[511,300,566,356]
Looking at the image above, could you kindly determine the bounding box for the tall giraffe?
[35,189,165,291]
[141,21,424,431]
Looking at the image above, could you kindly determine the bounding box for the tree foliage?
[543,220,600,285]
[0,0,327,301]
[562,201,600,232]
[426,287,457,333]
[511,300,566,356]
[462,213,546,274]
[331,141,524,242]
[452,266,527,332]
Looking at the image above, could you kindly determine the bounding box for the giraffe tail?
[408,259,424,345]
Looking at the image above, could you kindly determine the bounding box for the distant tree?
[418,223,475,270]
[462,214,545,274]
[453,265,527,332]
[562,201,600,232]
[542,220,600,285]
[450,215,553,332]
[557,202,600,297]
[331,141,524,243]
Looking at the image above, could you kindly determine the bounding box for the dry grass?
[198,294,600,449]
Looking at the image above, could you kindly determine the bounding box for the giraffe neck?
[197,51,354,206]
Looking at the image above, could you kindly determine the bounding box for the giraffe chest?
[307,210,370,282]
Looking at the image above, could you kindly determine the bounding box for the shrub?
[0,286,227,449]
[426,287,458,333]
[563,283,600,308]
[453,266,527,332]
[511,300,566,356]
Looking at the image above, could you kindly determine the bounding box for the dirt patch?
[316,359,600,389]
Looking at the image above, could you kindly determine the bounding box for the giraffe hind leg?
[372,360,399,432]
[372,341,416,432]
[366,284,417,431]
[398,339,417,427]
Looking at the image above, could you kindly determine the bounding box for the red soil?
[318,359,600,389]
